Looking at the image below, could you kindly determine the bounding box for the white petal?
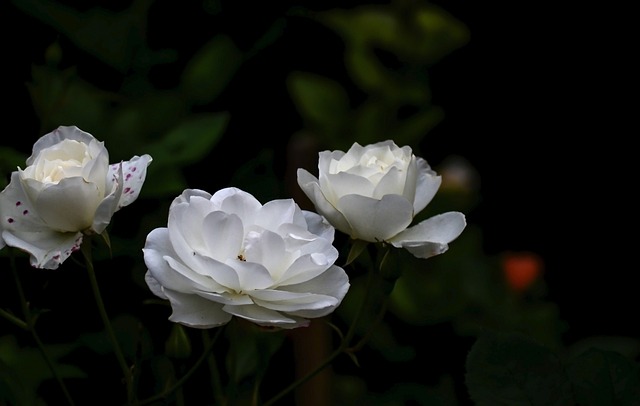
[373,166,409,198]
[27,126,103,164]
[212,187,261,224]
[242,228,286,280]
[250,289,338,312]
[302,210,335,242]
[277,236,338,286]
[222,303,303,328]
[93,163,123,234]
[412,157,442,215]
[2,229,82,269]
[113,154,152,210]
[323,171,376,200]
[389,212,467,259]
[280,265,349,318]
[144,271,168,299]
[202,211,244,261]
[27,177,102,232]
[224,259,273,291]
[336,194,414,241]
[297,169,352,235]
[143,228,225,293]
[163,289,232,328]
[0,172,50,233]
[194,290,254,305]
[170,188,212,210]
[255,199,300,231]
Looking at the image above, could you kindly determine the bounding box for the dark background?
[5,0,633,339]
[2,0,636,404]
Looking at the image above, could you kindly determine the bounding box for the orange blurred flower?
[501,251,544,293]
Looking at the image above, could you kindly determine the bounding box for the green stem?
[203,329,226,406]
[8,248,75,406]
[138,326,224,406]
[0,307,28,330]
[81,239,134,405]
[262,263,377,406]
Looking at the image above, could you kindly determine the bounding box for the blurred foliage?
[2,0,639,405]
[287,1,469,151]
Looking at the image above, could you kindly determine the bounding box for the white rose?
[297,140,466,259]
[143,187,350,330]
[0,126,152,269]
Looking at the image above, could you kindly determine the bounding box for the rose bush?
[297,140,466,259]
[0,125,152,269]
[143,187,350,329]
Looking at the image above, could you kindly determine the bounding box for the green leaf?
[181,35,243,105]
[287,71,350,139]
[465,330,573,406]
[146,112,229,167]
[0,335,86,405]
[566,348,640,406]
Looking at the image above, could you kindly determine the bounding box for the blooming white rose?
[0,125,152,269]
[297,140,466,259]
[143,187,350,330]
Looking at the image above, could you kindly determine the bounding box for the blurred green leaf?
[0,335,85,406]
[465,330,573,406]
[146,113,229,167]
[225,322,285,384]
[392,106,444,147]
[566,348,640,406]
[287,71,350,142]
[11,0,175,73]
[181,35,243,105]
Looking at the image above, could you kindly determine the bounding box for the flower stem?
[203,329,226,406]
[0,307,28,330]
[8,248,75,406]
[138,326,224,406]
[81,239,134,405]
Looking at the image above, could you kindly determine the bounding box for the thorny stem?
[8,248,76,406]
[81,238,134,405]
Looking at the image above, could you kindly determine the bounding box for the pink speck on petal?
[7,218,14,223]
[16,201,21,206]
[53,255,60,260]
[131,167,137,172]
[125,173,132,181]
[124,187,131,193]
[23,210,28,215]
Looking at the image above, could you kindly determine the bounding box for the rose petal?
[297,169,353,235]
[113,154,152,210]
[302,210,335,242]
[2,229,83,269]
[0,172,50,233]
[280,264,349,318]
[163,288,232,328]
[222,303,302,328]
[224,259,274,291]
[336,194,414,241]
[213,187,261,223]
[144,228,224,292]
[250,289,338,312]
[202,210,244,261]
[27,126,102,164]
[412,157,442,215]
[93,163,123,234]
[27,176,102,232]
[388,212,466,258]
